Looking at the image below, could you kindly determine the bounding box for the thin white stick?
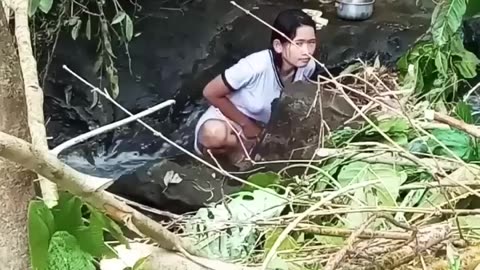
[463,81,480,102]
[61,65,289,202]
[51,99,175,156]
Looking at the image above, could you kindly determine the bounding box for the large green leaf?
[455,101,473,124]
[73,225,110,258]
[377,117,410,134]
[435,51,449,76]
[337,162,408,206]
[38,0,53,14]
[428,129,472,159]
[453,51,480,78]
[87,207,128,247]
[431,0,468,47]
[47,231,95,270]
[28,0,41,16]
[447,34,480,78]
[52,192,123,258]
[28,201,55,270]
[51,192,83,232]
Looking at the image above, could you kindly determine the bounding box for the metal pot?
[335,0,375,21]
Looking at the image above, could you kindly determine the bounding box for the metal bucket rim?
[336,0,376,5]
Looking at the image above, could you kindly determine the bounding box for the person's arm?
[203,75,254,129]
[204,57,264,139]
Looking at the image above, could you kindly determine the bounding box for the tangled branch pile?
[99,62,480,270]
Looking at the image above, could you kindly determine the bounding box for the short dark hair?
[270,9,316,44]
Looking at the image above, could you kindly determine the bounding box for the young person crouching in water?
[194,9,322,166]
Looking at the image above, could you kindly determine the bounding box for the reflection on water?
[59,103,207,179]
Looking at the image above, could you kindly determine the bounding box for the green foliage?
[242,172,281,192]
[330,117,412,147]
[431,0,467,46]
[46,231,95,270]
[28,192,126,270]
[397,0,480,103]
[29,0,53,16]
[366,117,411,145]
[337,162,408,206]
[454,101,474,124]
[28,201,55,270]
[429,129,472,159]
[31,0,138,100]
[408,128,475,161]
[183,188,286,260]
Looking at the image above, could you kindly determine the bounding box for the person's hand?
[242,121,262,141]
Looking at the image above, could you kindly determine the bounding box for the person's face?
[274,25,317,68]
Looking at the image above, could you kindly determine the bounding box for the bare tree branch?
[0,130,200,256]
[13,0,58,207]
[433,111,480,138]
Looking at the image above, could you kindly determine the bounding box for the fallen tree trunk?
[13,0,58,207]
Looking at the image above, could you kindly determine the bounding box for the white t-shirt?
[221,49,317,124]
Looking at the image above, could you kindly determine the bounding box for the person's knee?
[198,120,229,149]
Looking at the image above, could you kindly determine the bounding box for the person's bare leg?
[198,119,256,165]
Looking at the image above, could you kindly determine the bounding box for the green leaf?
[458,215,480,235]
[51,192,83,232]
[242,172,280,192]
[431,0,468,46]
[125,14,134,41]
[71,19,82,40]
[29,0,41,16]
[428,129,472,159]
[73,225,109,258]
[390,133,409,145]
[51,192,119,258]
[87,207,128,247]
[86,15,91,40]
[264,228,298,257]
[337,162,408,206]
[455,101,473,124]
[47,231,95,270]
[453,50,480,78]
[38,0,53,14]
[111,11,126,24]
[106,65,119,99]
[93,56,103,74]
[28,200,55,270]
[377,117,410,134]
[435,51,449,76]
